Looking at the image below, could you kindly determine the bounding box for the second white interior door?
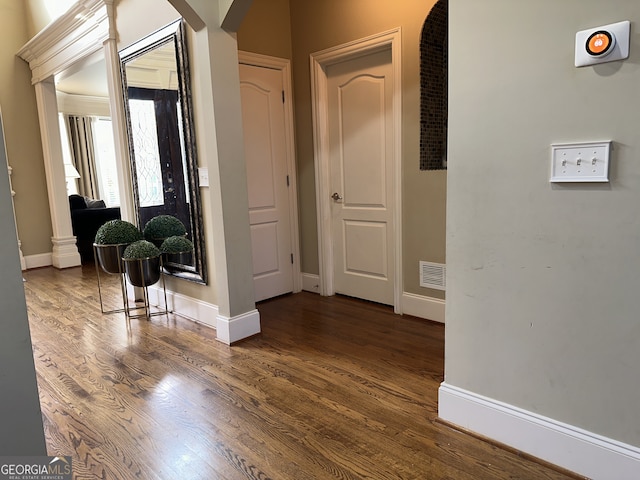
[239,63,294,302]
[326,48,395,306]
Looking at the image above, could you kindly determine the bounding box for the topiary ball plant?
[143,215,186,243]
[160,236,194,273]
[122,240,162,287]
[122,240,161,260]
[93,220,142,274]
[95,219,142,245]
[160,235,194,254]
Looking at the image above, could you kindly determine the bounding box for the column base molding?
[145,285,260,344]
[216,310,261,345]
[51,236,81,269]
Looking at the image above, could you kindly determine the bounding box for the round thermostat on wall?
[585,30,615,57]
[575,20,630,67]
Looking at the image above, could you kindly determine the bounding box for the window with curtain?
[93,118,120,207]
[64,115,120,207]
[65,115,99,198]
[59,114,79,195]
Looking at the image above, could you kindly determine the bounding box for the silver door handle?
[331,192,343,201]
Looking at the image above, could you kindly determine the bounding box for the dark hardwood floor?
[22,265,581,479]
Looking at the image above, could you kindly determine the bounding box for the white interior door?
[240,63,294,302]
[327,49,394,306]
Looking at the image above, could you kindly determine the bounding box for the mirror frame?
[119,19,207,284]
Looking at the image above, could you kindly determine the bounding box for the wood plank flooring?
[23,265,582,480]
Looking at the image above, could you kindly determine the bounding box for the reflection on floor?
[23,265,579,480]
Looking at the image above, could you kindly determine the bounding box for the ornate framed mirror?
[119,19,207,284]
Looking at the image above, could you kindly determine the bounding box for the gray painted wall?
[447,1,640,447]
[0,110,46,455]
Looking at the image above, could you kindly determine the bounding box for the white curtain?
[65,115,99,199]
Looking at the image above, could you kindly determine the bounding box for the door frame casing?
[310,29,403,313]
[238,51,302,295]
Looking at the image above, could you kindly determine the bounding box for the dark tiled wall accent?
[420,0,448,170]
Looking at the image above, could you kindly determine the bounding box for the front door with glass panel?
[127,86,190,236]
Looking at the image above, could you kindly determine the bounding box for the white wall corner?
[219,0,253,31]
[216,309,261,345]
[401,292,445,323]
[438,382,640,480]
[147,285,218,329]
[302,273,320,294]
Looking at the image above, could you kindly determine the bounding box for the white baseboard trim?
[146,285,260,344]
[301,279,446,323]
[401,292,445,323]
[24,253,53,270]
[216,309,260,345]
[147,285,218,329]
[302,273,320,294]
[438,382,640,479]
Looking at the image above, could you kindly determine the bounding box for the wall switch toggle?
[550,141,611,183]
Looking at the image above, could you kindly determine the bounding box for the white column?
[34,79,81,269]
[168,0,260,343]
[103,38,136,223]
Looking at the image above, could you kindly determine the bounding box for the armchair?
[69,194,121,263]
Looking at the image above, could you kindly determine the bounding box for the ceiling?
[55,47,109,98]
[55,58,109,97]
[55,42,177,98]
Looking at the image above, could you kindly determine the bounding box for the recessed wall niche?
[420,0,448,170]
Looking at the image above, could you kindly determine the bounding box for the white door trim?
[310,28,403,313]
[238,51,302,295]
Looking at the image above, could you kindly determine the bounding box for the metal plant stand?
[93,244,128,314]
[122,256,168,320]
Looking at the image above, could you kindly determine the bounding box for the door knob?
[331,192,343,201]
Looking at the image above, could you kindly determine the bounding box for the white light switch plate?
[550,141,611,183]
[198,167,209,187]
